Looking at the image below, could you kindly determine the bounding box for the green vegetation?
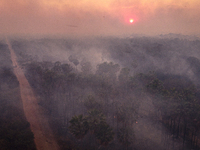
[69,110,114,146]
[146,74,200,149]
[69,115,89,139]
[11,37,200,150]
[23,59,200,149]
[23,60,138,149]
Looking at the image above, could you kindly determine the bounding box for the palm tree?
[87,109,114,147]
[94,122,114,146]
[86,109,106,133]
[69,115,89,139]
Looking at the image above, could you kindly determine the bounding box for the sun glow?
[129,19,134,23]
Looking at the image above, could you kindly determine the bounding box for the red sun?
[129,19,134,23]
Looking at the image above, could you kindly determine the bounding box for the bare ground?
[6,38,59,150]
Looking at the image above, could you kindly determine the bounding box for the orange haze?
[0,0,200,37]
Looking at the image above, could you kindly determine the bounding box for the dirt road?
[6,38,59,150]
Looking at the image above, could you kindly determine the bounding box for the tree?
[96,62,120,83]
[118,67,130,95]
[61,63,73,75]
[84,95,102,111]
[80,59,92,74]
[87,109,106,132]
[117,127,134,150]
[69,109,114,148]
[52,61,62,73]
[69,115,89,139]
[118,67,130,84]
[116,104,137,128]
[146,78,164,94]
[68,55,79,69]
[94,122,114,146]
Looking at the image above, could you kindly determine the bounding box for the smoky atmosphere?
[1,0,200,150]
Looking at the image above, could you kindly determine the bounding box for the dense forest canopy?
[1,35,200,150]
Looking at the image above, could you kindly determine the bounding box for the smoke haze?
[0,0,200,37]
[1,0,200,149]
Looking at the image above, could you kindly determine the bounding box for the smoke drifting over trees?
[2,34,200,149]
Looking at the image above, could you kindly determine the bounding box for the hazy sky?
[0,0,200,37]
